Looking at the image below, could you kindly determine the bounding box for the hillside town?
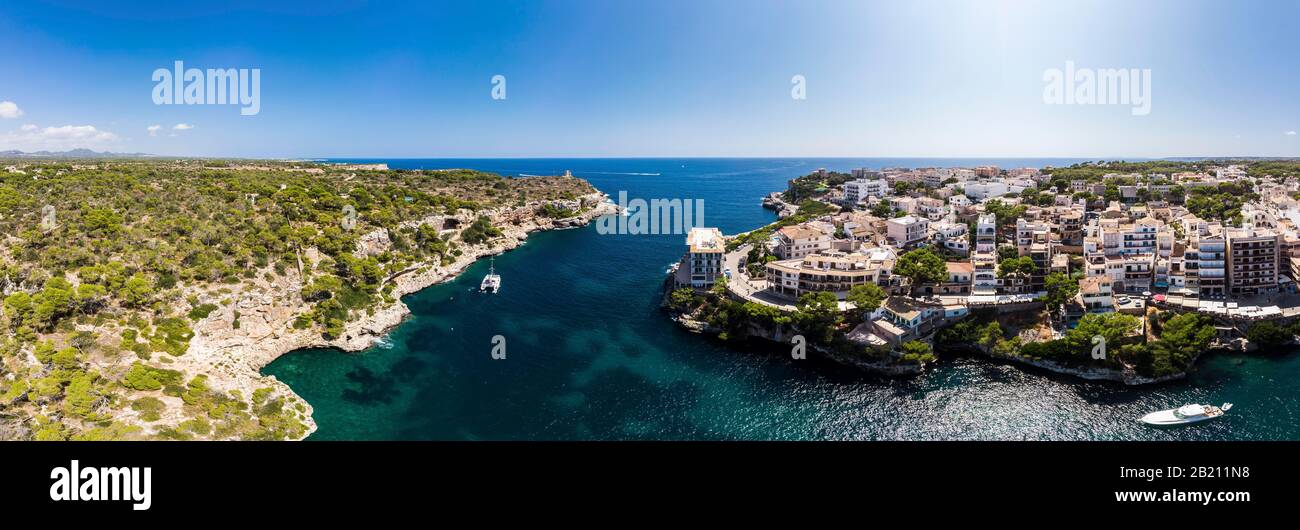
[668,161,1300,381]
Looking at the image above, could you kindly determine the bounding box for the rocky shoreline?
[974,347,1191,385]
[171,192,617,440]
[670,313,925,377]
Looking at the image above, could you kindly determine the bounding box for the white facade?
[886,215,929,246]
[775,225,833,260]
[685,227,725,287]
[963,181,1010,200]
[931,221,969,254]
[844,178,888,204]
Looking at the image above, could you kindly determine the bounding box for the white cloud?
[173,123,194,131]
[147,124,162,136]
[1287,130,1297,136]
[0,123,118,151]
[0,101,22,119]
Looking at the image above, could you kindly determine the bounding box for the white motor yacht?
[1140,403,1232,426]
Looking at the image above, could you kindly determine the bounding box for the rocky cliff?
[172,192,616,439]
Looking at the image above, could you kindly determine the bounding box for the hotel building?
[844,178,888,204]
[681,227,725,288]
[765,248,896,299]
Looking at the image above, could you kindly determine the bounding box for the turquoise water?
[263,158,1300,440]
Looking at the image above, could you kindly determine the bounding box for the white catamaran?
[480,257,501,293]
[1140,403,1233,426]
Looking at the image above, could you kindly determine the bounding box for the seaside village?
[671,163,1300,353]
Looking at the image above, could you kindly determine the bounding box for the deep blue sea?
[263,158,1300,440]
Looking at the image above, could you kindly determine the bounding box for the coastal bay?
[263,158,1300,440]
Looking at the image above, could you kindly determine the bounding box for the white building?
[974,214,997,254]
[775,224,833,260]
[915,197,948,220]
[886,215,929,246]
[972,214,999,293]
[683,227,725,288]
[844,178,888,204]
[931,220,969,255]
[963,181,1010,200]
[1078,276,1115,313]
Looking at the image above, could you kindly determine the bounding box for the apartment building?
[1186,233,1228,297]
[915,197,948,220]
[844,178,888,204]
[1058,209,1084,246]
[1015,218,1054,291]
[682,227,725,288]
[972,214,999,293]
[1226,228,1280,295]
[931,220,969,255]
[922,170,945,188]
[775,224,833,260]
[886,215,929,247]
[888,196,918,214]
[1078,276,1115,314]
[1096,216,1165,256]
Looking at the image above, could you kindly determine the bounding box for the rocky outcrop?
[761,193,798,218]
[174,191,616,440]
[669,313,925,377]
[964,344,1196,385]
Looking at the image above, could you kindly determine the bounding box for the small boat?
[1140,403,1233,426]
[479,257,501,293]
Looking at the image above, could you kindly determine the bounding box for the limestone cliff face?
[174,192,615,439]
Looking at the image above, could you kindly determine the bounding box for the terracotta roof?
[1079,276,1111,295]
[778,225,825,241]
[945,261,974,274]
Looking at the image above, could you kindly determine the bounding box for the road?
[722,243,854,311]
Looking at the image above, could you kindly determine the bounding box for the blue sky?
[0,0,1296,158]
